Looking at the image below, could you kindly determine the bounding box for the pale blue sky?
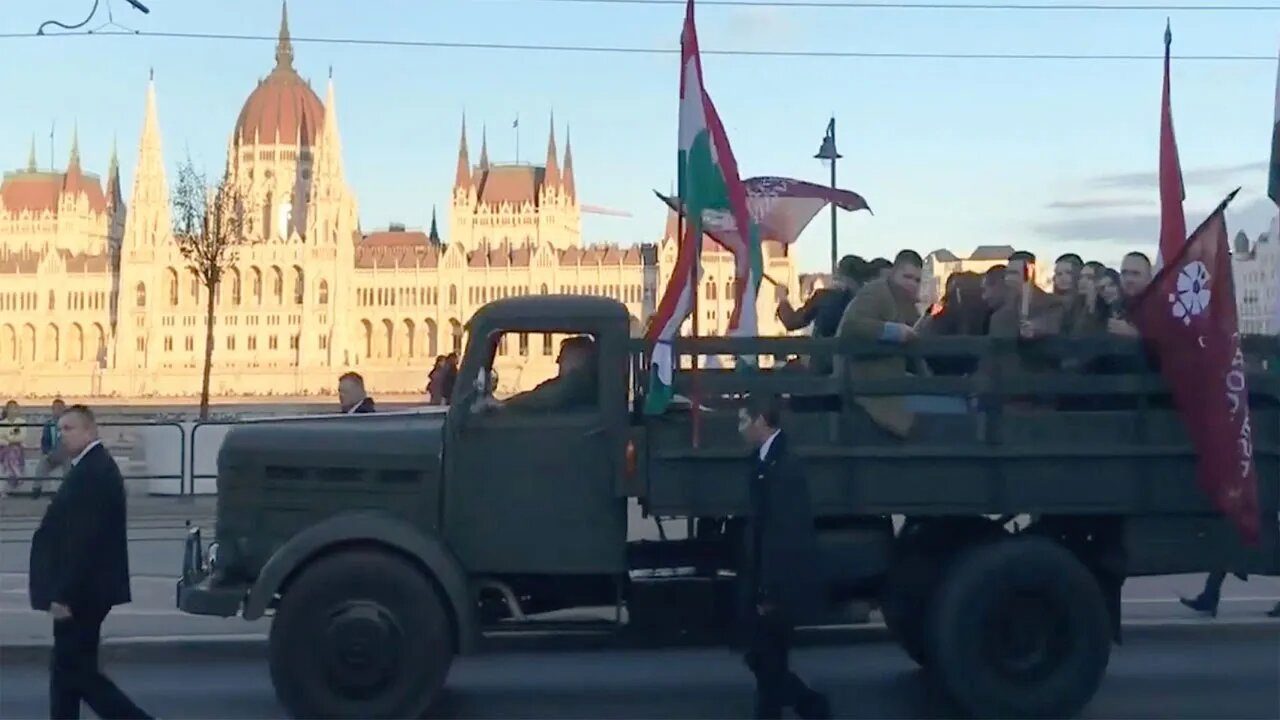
[5,0,1280,272]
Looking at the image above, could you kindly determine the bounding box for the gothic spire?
[314,71,345,184]
[125,69,170,244]
[26,134,36,172]
[106,136,123,209]
[454,114,471,190]
[429,206,441,244]
[68,124,81,168]
[479,125,490,170]
[562,125,576,201]
[544,111,560,189]
[275,1,294,71]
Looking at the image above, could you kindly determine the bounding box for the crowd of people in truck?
[773,248,1164,435]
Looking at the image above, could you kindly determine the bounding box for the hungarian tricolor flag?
[644,0,756,414]
[1155,21,1187,270]
[1129,189,1262,546]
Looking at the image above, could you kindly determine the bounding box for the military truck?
[177,295,1280,719]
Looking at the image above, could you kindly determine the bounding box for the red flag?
[1130,189,1261,545]
[1156,21,1187,267]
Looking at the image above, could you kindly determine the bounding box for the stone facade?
[0,3,797,401]
[1232,217,1280,336]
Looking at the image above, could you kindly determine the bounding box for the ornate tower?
[115,70,170,384]
[303,70,358,370]
[227,1,324,243]
[449,116,478,249]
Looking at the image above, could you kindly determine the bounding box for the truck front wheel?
[269,549,455,719]
[927,537,1111,719]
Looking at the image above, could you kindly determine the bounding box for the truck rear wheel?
[269,549,455,719]
[927,537,1111,719]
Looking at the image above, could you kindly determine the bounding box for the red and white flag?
[1130,189,1261,545]
[658,176,870,249]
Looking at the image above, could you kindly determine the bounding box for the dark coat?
[28,442,132,612]
[739,431,824,629]
[350,397,376,414]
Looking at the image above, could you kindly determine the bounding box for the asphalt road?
[1,628,1277,719]
[3,503,1280,646]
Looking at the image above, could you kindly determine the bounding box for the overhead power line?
[507,0,1280,11]
[3,29,1276,62]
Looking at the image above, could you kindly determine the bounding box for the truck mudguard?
[242,511,477,653]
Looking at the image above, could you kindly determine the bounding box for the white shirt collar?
[759,430,781,462]
[345,398,365,415]
[71,439,102,467]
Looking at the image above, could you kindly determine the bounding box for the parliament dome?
[232,2,324,147]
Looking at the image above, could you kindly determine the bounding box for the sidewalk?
[0,495,216,527]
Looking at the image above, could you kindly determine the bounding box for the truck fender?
[243,511,477,653]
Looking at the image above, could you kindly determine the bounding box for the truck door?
[443,330,628,576]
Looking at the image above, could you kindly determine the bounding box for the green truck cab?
[177,295,1280,719]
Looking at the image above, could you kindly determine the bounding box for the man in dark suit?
[737,395,831,720]
[338,372,376,414]
[29,405,152,720]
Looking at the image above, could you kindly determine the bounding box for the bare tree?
[171,157,249,419]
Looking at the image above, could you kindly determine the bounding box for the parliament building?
[0,4,797,400]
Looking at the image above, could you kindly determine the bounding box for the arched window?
[229,268,242,306]
[540,283,549,295]
[166,268,179,307]
[361,319,373,359]
[448,285,458,306]
[318,280,329,305]
[251,267,263,304]
[293,267,305,305]
[135,282,147,308]
[271,267,284,303]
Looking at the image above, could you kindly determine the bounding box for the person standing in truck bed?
[775,255,866,375]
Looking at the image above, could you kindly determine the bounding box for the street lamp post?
[814,117,842,274]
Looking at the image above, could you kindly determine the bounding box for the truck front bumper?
[176,525,246,618]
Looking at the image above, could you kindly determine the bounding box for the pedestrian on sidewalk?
[28,404,154,720]
[34,398,68,500]
[2,399,27,497]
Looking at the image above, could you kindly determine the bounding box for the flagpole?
[514,113,520,164]
[687,205,702,449]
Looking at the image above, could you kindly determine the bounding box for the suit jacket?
[350,397,376,414]
[28,443,132,612]
[739,432,824,629]
[836,277,921,437]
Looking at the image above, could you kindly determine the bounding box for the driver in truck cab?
[496,335,598,413]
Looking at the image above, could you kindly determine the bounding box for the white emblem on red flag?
[1169,261,1211,326]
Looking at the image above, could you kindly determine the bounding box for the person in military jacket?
[835,250,927,437]
[737,395,831,720]
[28,405,152,720]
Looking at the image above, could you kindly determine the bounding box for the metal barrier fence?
[0,420,186,498]
[0,410,436,501]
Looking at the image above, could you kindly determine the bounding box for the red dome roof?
[232,2,323,146]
